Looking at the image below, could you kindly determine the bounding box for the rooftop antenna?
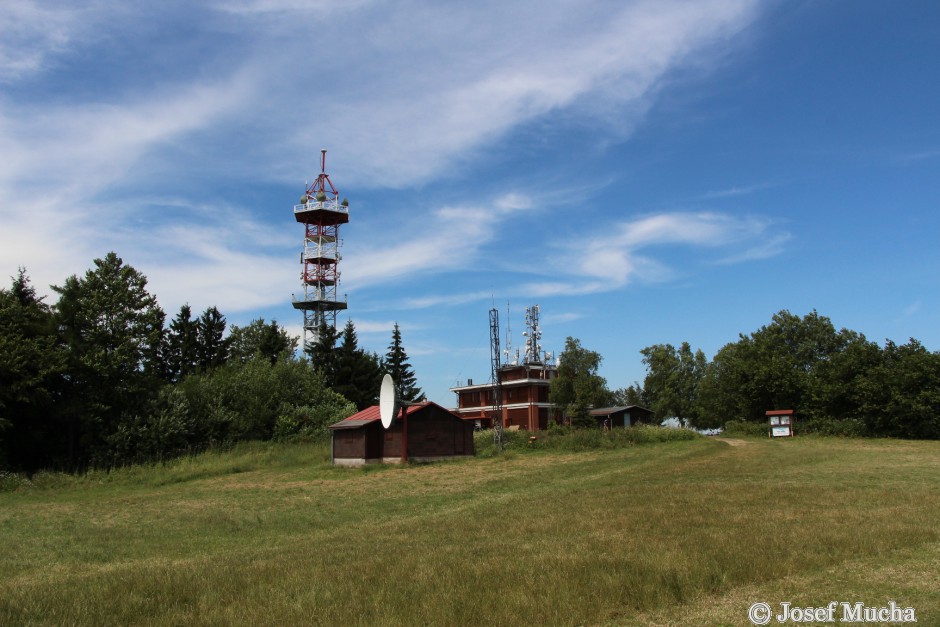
[523,304,543,365]
[503,300,516,365]
[489,307,504,451]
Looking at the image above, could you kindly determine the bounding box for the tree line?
[0,253,424,472]
[550,310,940,439]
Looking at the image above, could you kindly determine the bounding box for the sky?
[2,0,939,406]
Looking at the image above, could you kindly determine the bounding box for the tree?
[308,321,340,386]
[0,269,65,470]
[697,310,847,425]
[164,304,199,382]
[855,339,940,439]
[549,336,612,428]
[228,318,298,365]
[383,322,424,403]
[612,382,647,408]
[640,342,707,428]
[53,252,165,468]
[333,320,382,410]
[196,306,228,371]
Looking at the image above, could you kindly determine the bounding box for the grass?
[1,435,939,625]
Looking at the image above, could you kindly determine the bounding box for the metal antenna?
[523,304,543,365]
[503,300,515,365]
[489,307,504,451]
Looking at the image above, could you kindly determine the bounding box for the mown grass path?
[2,437,938,625]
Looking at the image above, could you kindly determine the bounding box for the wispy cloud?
[701,182,774,199]
[0,0,762,316]
[344,191,536,287]
[0,0,78,80]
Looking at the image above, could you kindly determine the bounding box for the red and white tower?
[292,149,348,352]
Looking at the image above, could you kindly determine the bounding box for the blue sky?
[2,0,939,405]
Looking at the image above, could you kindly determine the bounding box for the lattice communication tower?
[489,307,504,450]
[292,149,349,353]
[522,304,543,365]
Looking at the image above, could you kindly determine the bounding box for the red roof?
[329,402,443,429]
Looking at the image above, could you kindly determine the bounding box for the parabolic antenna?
[379,373,399,429]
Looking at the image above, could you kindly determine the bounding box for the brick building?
[450,362,557,431]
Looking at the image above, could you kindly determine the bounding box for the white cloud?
[344,192,535,287]
[0,0,78,80]
[0,0,764,316]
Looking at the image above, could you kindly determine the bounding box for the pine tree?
[308,321,340,387]
[196,306,228,371]
[334,320,382,409]
[0,269,65,470]
[383,322,424,402]
[165,304,199,381]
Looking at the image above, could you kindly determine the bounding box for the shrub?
[474,424,699,456]
[797,417,868,437]
[723,420,768,437]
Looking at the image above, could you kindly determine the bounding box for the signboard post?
[766,409,794,437]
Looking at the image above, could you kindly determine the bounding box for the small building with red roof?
[328,401,475,466]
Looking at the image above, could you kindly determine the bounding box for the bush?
[797,417,868,437]
[474,425,699,456]
[723,420,769,437]
[273,400,356,442]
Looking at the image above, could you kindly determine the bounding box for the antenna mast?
[292,149,349,355]
[522,304,543,365]
[489,307,504,450]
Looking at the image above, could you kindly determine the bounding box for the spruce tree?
[334,320,382,410]
[0,269,64,470]
[308,320,340,387]
[196,306,228,371]
[165,304,199,381]
[383,322,424,402]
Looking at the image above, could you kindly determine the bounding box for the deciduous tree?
[53,252,165,468]
[550,336,611,428]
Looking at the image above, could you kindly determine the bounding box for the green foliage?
[273,400,357,442]
[0,269,65,471]
[697,311,940,439]
[474,424,699,456]
[797,417,868,437]
[164,304,199,382]
[722,420,770,437]
[549,336,612,426]
[196,306,228,371]
[52,252,166,468]
[698,310,846,424]
[176,357,353,446]
[333,320,382,410]
[307,320,340,383]
[228,318,299,365]
[640,341,707,427]
[612,382,647,407]
[383,322,424,402]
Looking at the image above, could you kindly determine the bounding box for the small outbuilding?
[590,405,655,429]
[328,402,475,467]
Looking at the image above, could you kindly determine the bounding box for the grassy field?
[2,434,939,625]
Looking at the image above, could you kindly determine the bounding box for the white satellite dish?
[379,373,399,429]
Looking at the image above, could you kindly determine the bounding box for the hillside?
[2,436,938,625]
